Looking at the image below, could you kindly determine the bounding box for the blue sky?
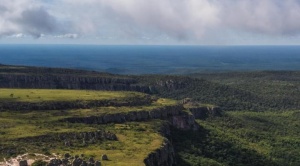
[1,0,300,45]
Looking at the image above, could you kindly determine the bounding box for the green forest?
[173,111,300,166]
[0,65,299,166]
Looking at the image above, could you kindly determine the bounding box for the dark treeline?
[1,65,300,111]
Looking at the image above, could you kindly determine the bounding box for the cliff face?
[63,105,183,124]
[171,112,199,131]
[0,97,153,111]
[62,105,199,166]
[144,140,175,166]
[142,106,225,166]
[0,74,152,93]
[189,106,222,119]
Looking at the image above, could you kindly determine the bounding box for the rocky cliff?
[63,105,183,124]
[62,104,200,166]
[17,130,117,147]
[63,105,200,131]
[188,106,222,119]
[0,96,153,111]
[144,140,175,166]
[0,73,152,93]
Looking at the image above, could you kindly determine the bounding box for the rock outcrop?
[0,96,153,111]
[144,140,175,166]
[46,156,100,166]
[63,105,183,124]
[19,160,28,166]
[188,106,222,119]
[170,111,199,131]
[17,130,117,147]
[0,73,153,93]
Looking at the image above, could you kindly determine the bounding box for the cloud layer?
[0,0,60,37]
[1,0,300,43]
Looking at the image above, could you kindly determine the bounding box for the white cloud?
[0,0,65,38]
[54,33,79,39]
[220,0,300,35]
[1,0,300,43]
[59,0,220,40]
[8,33,26,38]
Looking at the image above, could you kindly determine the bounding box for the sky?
[1,0,300,45]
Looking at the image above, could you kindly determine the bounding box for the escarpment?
[0,66,220,166]
[17,130,117,146]
[63,105,183,124]
[63,105,200,131]
[61,104,200,166]
[144,140,175,166]
[0,73,153,93]
[0,96,153,111]
[188,106,222,119]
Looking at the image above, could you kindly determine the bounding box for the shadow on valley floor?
[171,125,278,166]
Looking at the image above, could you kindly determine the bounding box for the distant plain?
[1,45,300,74]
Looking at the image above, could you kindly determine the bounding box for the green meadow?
[0,88,176,165]
[0,88,145,102]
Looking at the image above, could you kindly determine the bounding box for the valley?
[0,64,299,166]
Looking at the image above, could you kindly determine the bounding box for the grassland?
[0,88,145,102]
[0,89,176,165]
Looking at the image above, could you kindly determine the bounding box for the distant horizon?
[2,44,300,46]
[1,45,300,75]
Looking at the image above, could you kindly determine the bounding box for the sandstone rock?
[82,139,87,146]
[101,154,108,161]
[88,157,95,163]
[64,140,71,146]
[95,161,101,166]
[64,153,71,158]
[62,158,69,165]
[89,138,95,144]
[189,106,222,119]
[48,159,62,166]
[81,161,87,166]
[19,160,28,166]
[72,158,83,166]
[144,140,175,166]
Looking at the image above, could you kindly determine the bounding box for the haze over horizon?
[0,0,300,45]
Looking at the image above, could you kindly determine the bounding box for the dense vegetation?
[190,71,300,111]
[2,64,300,111]
[138,73,300,111]
[1,64,300,165]
[173,111,300,166]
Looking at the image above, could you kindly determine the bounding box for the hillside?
[2,64,300,111]
[0,88,188,166]
[190,71,300,110]
[173,110,300,166]
[0,65,300,166]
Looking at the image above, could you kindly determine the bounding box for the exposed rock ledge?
[63,105,183,124]
[144,140,175,166]
[0,96,153,111]
[63,105,199,131]
[188,106,222,119]
[62,105,200,166]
